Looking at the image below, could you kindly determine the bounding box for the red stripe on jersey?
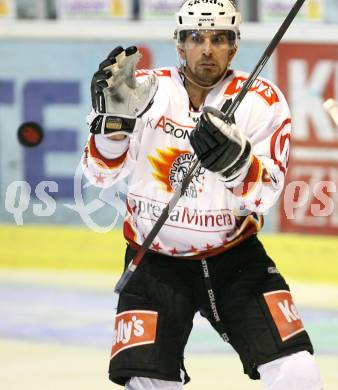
[123,220,137,242]
[270,118,291,175]
[88,134,127,169]
[224,76,280,106]
[153,69,171,77]
[231,155,262,197]
[126,200,133,215]
[135,69,171,78]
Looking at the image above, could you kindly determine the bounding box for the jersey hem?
[126,229,257,260]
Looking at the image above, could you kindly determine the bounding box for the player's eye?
[212,34,228,45]
[191,33,204,44]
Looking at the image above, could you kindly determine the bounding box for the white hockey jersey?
[82,67,291,258]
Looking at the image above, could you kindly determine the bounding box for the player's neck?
[184,79,210,110]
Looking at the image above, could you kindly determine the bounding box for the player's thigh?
[217,245,313,379]
[109,249,195,385]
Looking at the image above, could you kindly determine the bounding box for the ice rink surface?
[1,269,338,389]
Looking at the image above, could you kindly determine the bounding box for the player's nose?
[201,38,213,56]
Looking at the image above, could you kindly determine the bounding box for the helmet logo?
[188,0,224,7]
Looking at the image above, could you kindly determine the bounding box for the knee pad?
[125,377,183,390]
[258,351,322,390]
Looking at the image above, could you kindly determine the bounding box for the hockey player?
[82,1,322,389]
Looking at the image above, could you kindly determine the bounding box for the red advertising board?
[276,43,338,234]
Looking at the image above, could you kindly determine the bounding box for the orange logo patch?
[225,76,279,106]
[111,310,158,359]
[264,290,304,341]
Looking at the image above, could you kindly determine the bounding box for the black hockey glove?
[190,106,252,181]
[88,46,158,137]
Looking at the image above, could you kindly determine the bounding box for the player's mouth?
[198,62,217,71]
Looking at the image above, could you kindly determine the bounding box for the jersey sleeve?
[81,112,145,188]
[81,134,130,188]
[223,84,291,215]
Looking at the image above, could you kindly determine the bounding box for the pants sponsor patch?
[111,310,158,359]
[263,290,305,341]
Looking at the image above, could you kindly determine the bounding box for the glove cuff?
[89,113,136,137]
[220,141,252,181]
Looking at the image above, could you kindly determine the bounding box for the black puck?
[17,122,44,147]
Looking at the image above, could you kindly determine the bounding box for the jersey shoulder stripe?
[224,73,280,106]
[135,68,172,78]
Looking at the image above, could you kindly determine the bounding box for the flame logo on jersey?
[148,147,205,198]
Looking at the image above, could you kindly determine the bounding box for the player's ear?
[177,45,186,61]
[228,47,237,63]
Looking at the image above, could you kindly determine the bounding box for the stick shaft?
[114,0,306,294]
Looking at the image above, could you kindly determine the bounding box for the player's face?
[179,30,237,87]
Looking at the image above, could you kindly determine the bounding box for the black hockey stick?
[114,0,306,293]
